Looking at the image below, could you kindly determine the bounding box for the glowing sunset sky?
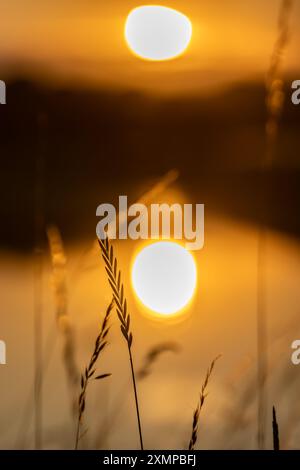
[1,0,299,92]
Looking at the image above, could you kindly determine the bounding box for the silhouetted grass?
[75,300,114,450]
[188,356,220,450]
[98,237,144,450]
[272,406,280,451]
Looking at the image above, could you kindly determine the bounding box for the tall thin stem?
[256,228,268,449]
[272,406,280,451]
[128,347,144,450]
[74,397,83,450]
[33,112,47,449]
[33,248,43,450]
[256,0,294,449]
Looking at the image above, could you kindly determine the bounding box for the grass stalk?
[75,299,114,450]
[188,356,220,450]
[98,237,144,450]
[257,0,294,449]
[94,342,179,448]
[47,225,79,415]
[33,248,43,450]
[272,406,280,451]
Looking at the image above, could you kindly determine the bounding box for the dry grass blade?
[47,226,79,413]
[188,355,221,451]
[265,0,294,166]
[137,342,180,380]
[75,299,114,450]
[272,406,280,451]
[98,237,144,450]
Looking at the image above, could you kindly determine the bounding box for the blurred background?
[0,0,300,450]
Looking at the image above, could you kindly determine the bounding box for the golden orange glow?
[124,6,192,61]
[131,241,197,316]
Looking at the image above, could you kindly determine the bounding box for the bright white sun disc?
[125,6,192,61]
[131,242,197,315]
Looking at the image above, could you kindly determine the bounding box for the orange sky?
[1,0,299,92]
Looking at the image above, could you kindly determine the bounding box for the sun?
[125,6,192,61]
[131,241,197,316]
